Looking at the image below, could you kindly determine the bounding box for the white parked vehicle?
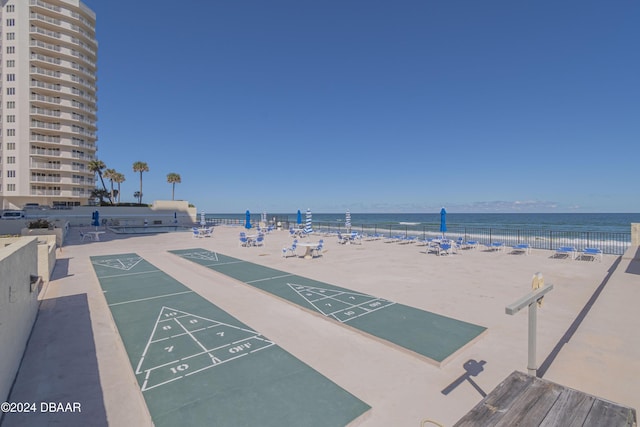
[1,210,26,219]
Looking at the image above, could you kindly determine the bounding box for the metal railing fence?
[310,222,631,255]
[208,218,631,255]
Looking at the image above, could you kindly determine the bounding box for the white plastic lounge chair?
[312,240,324,257]
[554,246,577,260]
[239,235,250,247]
[486,242,504,252]
[425,239,439,255]
[282,240,298,258]
[192,227,203,238]
[438,241,453,256]
[253,234,265,247]
[80,231,93,242]
[203,227,213,237]
[464,240,479,250]
[580,247,602,262]
[511,244,531,255]
[337,232,347,245]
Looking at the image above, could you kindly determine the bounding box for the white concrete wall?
[632,223,639,246]
[0,237,40,404]
[6,201,197,228]
[0,200,197,235]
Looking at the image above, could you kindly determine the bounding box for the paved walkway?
[1,227,638,426]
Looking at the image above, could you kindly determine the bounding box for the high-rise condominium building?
[0,0,97,210]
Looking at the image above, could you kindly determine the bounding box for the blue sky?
[87,0,639,213]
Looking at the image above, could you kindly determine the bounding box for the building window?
[7,184,16,191]
[7,5,14,12]
[6,33,15,40]
[7,170,15,178]
[6,87,15,95]
[7,129,15,136]
[6,101,15,109]
[6,74,15,81]
[6,19,15,26]
[7,143,15,150]
[7,156,16,164]
[6,46,15,54]
[6,115,15,123]
[6,60,15,67]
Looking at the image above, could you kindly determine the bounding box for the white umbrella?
[345,210,351,232]
[200,211,206,227]
[304,208,313,234]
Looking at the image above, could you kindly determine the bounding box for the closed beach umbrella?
[174,211,177,224]
[245,210,252,229]
[345,210,351,232]
[261,211,267,224]
[297,209,302,226]
[440,207,447,237]
[304,208,312,234]
[200,211,206,227]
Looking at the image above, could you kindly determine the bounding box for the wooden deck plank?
[539,388,595,427]
[583,398,637,427]
[493,379,561,427]
[453,371,534,426]
[454,371,637,427]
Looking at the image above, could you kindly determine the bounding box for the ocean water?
[208,212,639,234]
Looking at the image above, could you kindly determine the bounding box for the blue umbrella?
[245,210,252,229]
[440,207,447,238]
[296,210,302,226]
[92,210,100,229]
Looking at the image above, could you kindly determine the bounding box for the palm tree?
[113,172,126,204]
[103,168,117,205]
[166,173,181,200]
[132,161,149,204]
[88,160,112,204]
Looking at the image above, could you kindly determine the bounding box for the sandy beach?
[3,225,639,426]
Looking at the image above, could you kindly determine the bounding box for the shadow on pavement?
[1,293,107,427]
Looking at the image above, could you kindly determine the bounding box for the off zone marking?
[287,283,396,323]
[135,306,275,391]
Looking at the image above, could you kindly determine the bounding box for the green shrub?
[27,219,52,229]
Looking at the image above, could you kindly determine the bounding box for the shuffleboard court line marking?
[246,274,295,284]
[287,283,395,322]
[91,256,144,271]
[179,251,220,262]
[97,269,163,279]
[172,316,222,364]
[136,306,275,392]
[202,260,246,267]
[333,303,397,323]
[108,291,194,307]
[135,307,168,375]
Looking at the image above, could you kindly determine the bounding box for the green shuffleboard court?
[170,249,487,365]
[91,253,370,427]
